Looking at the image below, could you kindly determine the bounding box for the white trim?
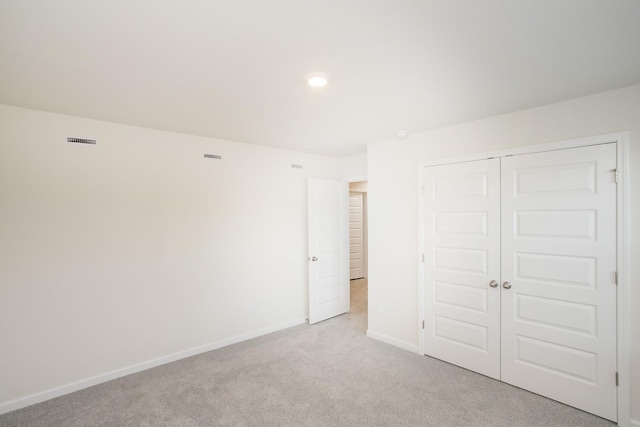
[362,192,368,278]
[345,174,367,183]
[417,132,630,424]
[616,136,630,427]
[629,419,640,427]
[419,131,626,168]
[0,317,307,416]
[367,329,419,353]
[417,164,426,356]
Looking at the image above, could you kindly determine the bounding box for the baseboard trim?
[366,329,419,353]
[630,418,640,427]
[0,317,307,415]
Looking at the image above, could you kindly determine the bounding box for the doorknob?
[310,256,318,262]
[489,280,498,288]
[502,281,512,289]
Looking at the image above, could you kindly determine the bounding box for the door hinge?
[422,253,425,262]
[422,320,425,329]
[611,168,619,183]
[614,271,618,285]
[616,372,619,386]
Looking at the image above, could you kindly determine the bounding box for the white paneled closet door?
[423,159,502,379]
[422,143,617,421]
[500,144,617,421]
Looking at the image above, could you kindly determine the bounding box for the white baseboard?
[0,317,306,416]
[366,329,419,354]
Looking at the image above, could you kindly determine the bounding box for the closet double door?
[422,144,617,421]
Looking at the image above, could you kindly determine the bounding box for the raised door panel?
[500,144,617,421]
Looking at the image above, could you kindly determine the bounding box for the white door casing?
[422,143,617,421]
[500,144,617,421]
[308,179,350,324]
[423,159,501,379]
[349,192,364,280]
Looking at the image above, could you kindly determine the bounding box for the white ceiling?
[1,1,640,156]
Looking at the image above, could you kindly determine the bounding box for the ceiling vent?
[67,137,96,145]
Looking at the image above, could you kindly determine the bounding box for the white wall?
[367,84,640,424]
[0,105,346,412]
[337,152,367,180]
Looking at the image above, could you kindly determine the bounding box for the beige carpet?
[0,279,614,426]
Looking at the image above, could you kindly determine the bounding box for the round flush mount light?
[394,130,409,139]
[305,72,330,87]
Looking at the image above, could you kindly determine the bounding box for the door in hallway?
[349,192,364,280]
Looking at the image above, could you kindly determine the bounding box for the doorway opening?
[349,181,368,329]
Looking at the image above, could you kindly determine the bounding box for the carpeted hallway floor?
[0,279,614,426]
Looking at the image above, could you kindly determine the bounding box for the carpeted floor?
[0,279,614,426]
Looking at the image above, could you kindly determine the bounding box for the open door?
[308,179,350,324]
[349,192,365,280]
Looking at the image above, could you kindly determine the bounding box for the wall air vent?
[291,164,303,169]
[67,137,96,145]
[204,154,222,159]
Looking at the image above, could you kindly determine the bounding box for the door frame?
[346,175,369,324]
[417,132,629,425]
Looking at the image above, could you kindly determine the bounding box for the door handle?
[502,281,512,289]
[489,280,498,288]
[310,256,318,262]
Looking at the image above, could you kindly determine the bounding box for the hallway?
[349,278,368,331]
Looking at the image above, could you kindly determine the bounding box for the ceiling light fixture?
[394,130,409,139]
[305,72,330,87]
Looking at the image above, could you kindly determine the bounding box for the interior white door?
[423,159,501,379]
[349,192,364,280]
[308,179,350,324]
[500,144,618,421]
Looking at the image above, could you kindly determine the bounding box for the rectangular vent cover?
[204,154,222,159]
[67,137,96,145]
[291,164,303,169]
